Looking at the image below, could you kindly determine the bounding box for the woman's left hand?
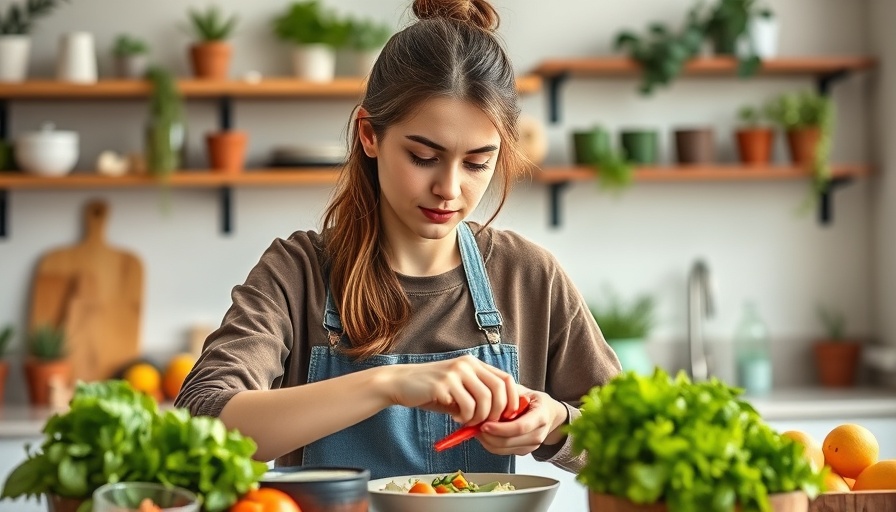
[475,387,569,456]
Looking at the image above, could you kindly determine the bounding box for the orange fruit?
[231,488,300,512]
[782,430,824,471]
[843,477,855,489]
[822,423,879,478]
[822,468,851,493]
[163,353,196,400]
[853,460,896,490]
[124,363,162,397]
[408,481,437,494]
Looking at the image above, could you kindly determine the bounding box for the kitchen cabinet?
[528,56,877,227]
[0,76,542,238]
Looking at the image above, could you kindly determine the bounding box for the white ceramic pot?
[57,31,98,83]
[15,123,80,177]
[292,44,336,82]
[0,35,31,82]
[748,16,779,59]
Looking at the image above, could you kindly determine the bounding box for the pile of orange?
[783,423,896,492]
[121,353,196,403]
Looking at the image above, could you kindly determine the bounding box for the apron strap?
[457,222,503,344]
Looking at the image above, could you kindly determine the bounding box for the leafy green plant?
[27,324,65,361]
[765,90,835,209]
[0,325,13,358]
[593,150,635,192]
[816,304,846,340]
[614,15,704,95]
[737,104,768,127]
[272,0,349,48]
[569,369,824,511]
[701,0,763,75]
[346,16,392,51]
[145,66,185,179]
[112,34,148,57]
[187,5,238,42]
[589,289,656,340]
[0,0,68,36]
[1,380,267,512]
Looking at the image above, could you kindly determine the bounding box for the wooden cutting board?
[810,491,896,512]
[28,199,143,381]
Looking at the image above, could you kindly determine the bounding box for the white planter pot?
[355,48,382,78]
[292,44,336,82]
[56,31,98,83]
[0,35,31,82]
[749,16,779,59]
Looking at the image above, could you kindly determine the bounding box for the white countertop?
[0,389,894,438]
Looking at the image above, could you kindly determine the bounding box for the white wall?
[0,0,880,401]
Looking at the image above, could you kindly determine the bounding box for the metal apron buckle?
[327,330,342,354]
[482,327,502,354]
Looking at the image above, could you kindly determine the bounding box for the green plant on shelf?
[737,104,769,127]
[701,0,764,75]
[589,288,656,340]
[592,149,635,193]
[346,16,392,51]
[272,0,350,48]
[614,15,704,95]
[187,5,239,42]
[145,65,185,180]
[27,324,66,361]
[0,0,68,35]
[112,34,149,57]
[816,303,846,340]
[0,325,14,358]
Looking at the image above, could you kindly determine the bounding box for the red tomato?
[229,488,301,512]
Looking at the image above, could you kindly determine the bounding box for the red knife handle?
[432,396,531,452]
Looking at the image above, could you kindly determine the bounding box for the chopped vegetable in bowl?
[383,470,515,493]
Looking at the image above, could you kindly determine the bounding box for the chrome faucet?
[687,259,715,382]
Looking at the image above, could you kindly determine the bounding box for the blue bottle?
[734,301,773,395]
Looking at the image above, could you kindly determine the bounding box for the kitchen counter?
[0,389,893,438]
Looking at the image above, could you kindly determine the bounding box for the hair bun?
[412,0,500,31]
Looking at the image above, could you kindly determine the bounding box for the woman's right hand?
[376,355,520,427]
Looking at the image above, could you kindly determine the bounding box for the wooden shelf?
[0,169,342,188]
[534,164,871,183]
[531,56,878,78]
[0,75,542,100]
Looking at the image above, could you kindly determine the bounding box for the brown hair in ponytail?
[322,0,528,359]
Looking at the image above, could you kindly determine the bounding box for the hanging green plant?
[0,0,69,35]
[145,66,185,181]
[614,16,704,96]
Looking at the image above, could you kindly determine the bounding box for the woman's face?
[359,97,501,242]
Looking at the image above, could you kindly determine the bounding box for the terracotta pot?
[189,41,232,80]
[0,359,7,404]
[813,340,862,387]
[206,130,248,173]
[786,127,821,168]
[674,127,716,164]
[735,128,774,165]
[24,357,72,406]
[589,491,808,512]
[46,494,85,512]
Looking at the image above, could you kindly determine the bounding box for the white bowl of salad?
[368,471,559,512]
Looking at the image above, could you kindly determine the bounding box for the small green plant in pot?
[569,369,824,511]
[186,5,239,80]
[573,127,635,192]
[145,65,186,180]
[589,289,656,374]
[23,324,71,406]
[812,304,861,388]
[347,16,392,77]
[701,0,764,76]
[735,103,774,165]
[111,34,149,79]
[273,0,350,82]
[0,0,70,81]
[614,15,704,95]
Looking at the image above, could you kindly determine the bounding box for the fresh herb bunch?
[346,16,392,51]
[187,5,238,42]
[112,34,148,57]
[273,0,350,48]
[569,370,824,511]
[589,290,655,340]
[1,380,267,512]
[816,304,846,340]
[145,66,184,178]
[0,0,68,36]
[0,325,13,358]
[27,324,65,361]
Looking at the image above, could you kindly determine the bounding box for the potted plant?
[674,126,716,165]
[186,5,238,80]
[701,0,763,76]
[620,128,660,165]
[735,104,774,165]
[765,90,835,208]
[590,289,656,374]
[145,65,186,181]
[572,127,635,192]
[0,325,13,405]
[813,304,862,387]
[273,0,350,82]
[23,324,70,407]
[111,33,149,79]
[614,14,704,95]
[346,16,392,77]
[747,6,778,59]
[569,369,824,512]
[0,0,69,82]
[0,380,268,512]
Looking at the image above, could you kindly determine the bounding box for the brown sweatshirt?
[175,223,621,473]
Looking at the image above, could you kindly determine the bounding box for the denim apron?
[302,222,519,479]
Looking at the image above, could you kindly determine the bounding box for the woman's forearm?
[219,366,393,462]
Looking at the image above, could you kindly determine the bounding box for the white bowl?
[15,124,79,176]
[367,472,560,512]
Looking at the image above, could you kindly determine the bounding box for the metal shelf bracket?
[818,176,854,225]
[548,181,570,227]
[546,73,570,124]
[220,186,233,235]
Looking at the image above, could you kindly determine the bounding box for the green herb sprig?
[187,5,238,42]
[112,34,149,57]
[27,324,66,361]
[569,370,823,511]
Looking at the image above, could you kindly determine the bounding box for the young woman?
[175,0,621,479]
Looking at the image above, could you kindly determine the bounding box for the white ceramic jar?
[15,123,80,177]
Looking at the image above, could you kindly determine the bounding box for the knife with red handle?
[433,395,531,452]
